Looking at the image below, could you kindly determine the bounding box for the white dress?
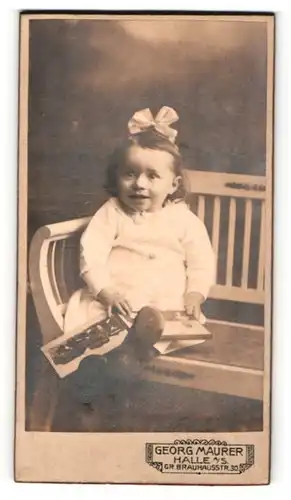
[64,198,216,335]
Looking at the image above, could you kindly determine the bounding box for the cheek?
[151,179,171,196]
[163,176,177,192]
[118,177,131,191]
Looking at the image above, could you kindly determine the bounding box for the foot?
[131,306,165,346]
[126,306,165,360]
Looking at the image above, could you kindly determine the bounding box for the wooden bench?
[28,171,266,430]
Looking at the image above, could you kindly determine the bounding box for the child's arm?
[79,200,130,316]
[80,201,116,295]
[182,211,216,319]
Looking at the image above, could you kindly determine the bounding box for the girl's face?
[117,146,180,213]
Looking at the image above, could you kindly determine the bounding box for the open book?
[153,311,212,354]
[41,311,212,378]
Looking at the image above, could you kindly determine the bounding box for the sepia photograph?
[15,13,274,484]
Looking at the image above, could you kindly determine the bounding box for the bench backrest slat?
[185,170,266,304]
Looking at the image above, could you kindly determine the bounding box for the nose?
[134,174,148,190]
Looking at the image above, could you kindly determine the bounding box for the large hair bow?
[128,106,179,143]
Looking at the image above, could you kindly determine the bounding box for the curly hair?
[104,130,188,202]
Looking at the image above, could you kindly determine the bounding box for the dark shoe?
[121,306,164,362]
[102,307,165,374]
[129,306,165,347]
[65,354,109,404]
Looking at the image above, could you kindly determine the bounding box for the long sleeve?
[182,210,216,300]
[80,200,118,296]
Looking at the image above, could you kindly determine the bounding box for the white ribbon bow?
[128,106,179,143]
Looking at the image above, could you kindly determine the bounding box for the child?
[64,106,216,357]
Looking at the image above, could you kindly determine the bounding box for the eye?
[148,171,160,180]
[123,170,136,179]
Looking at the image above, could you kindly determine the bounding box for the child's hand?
[184,291,204,320]
[97,287,132,318]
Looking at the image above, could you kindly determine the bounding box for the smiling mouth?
[129,194,150,199]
